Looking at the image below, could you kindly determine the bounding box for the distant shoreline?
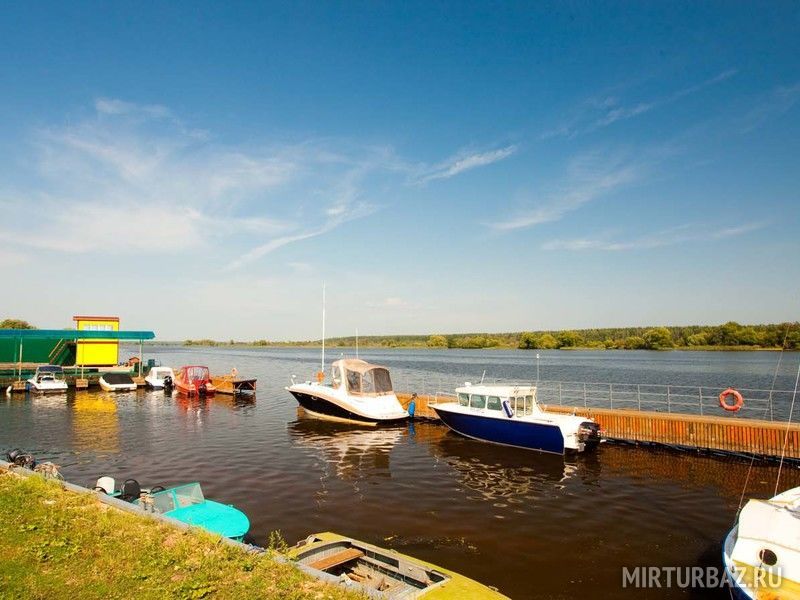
[146,321,799,352]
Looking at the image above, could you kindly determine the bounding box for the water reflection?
[71,392,119,454]
[213,394,257,412]
[288,415,404,480]
[429,433,583,503]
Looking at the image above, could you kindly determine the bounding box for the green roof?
[0,329,155,340]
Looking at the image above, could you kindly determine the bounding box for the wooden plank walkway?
[397,393,800,460]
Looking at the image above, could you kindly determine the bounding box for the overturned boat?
[290,532,507,598]
[286,359,408,426]
[432,384,601,454]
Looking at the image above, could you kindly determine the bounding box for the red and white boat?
[174,366,216,397]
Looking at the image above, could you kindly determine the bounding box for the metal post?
[536,353,540,382]
[667,385,671,413]
[18,340,23,382]
[610,383,613,410]
[768,389,774,421]
[558,381,562,405]
[698,387,704,416]
[139,339,143,377]
[583,382,587,408]
[637,384,641,411]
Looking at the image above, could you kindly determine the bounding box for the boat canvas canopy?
[334,359,394,395]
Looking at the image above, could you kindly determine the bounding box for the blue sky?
[0,2,798,340]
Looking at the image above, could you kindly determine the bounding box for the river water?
[2,347,800,599]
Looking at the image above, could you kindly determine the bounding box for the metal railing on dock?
[391,372,793,422]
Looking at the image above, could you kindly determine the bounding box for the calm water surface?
[2,347,800,599]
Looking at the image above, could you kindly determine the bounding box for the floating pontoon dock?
[0,328,155,390]
[398,392,800,461]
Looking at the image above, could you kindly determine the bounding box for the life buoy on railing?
[719,388,744,412]
[316,371,325,383]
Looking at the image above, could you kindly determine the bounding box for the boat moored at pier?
[174,366,216,397]
[26,365,68,393]
[432,384,601,454]
[144,366,174,390]
[98,372,137,392]
[286,359,408,426]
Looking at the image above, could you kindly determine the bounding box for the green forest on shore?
[182,321,800,351]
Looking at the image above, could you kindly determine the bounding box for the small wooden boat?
[26,365,68,393]
[432,384,601,454]
[289,532,508,598]
[174,366,215,397]
[144,366,174,390]
[211,369,256,395]
[99,372,137,392]
[95,477,249,541]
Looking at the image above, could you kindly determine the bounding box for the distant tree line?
[183,321,799,350]
[0,319,36,329]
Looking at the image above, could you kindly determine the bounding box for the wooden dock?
[397,393,800,460]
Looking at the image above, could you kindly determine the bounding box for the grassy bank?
[0,472,361,600]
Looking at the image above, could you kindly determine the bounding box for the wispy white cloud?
[413,145,517,184]
[1,98,400,266]
[740,82,800,133]
[542,69,737,139]
[542,221,768,251]
[488,151,642,231]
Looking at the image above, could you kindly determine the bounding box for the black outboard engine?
[163,375,173,391]
[6,448,37,469]
[198,382,207,397]
[578,421,602,447]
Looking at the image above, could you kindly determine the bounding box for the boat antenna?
[480,370,486,384]
[321,283,326,376]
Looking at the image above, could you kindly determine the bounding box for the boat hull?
[433,406,567,454]
[290,390,407,426]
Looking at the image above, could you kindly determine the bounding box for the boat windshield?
[346,367,393,395]
[152,483,205,514]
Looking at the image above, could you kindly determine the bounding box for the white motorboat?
[286,359,408,426]
[144,366,174,390]
[432,384,601,454]
[26,365,68,393]
[99,372,137,392]
[723,485,800,598]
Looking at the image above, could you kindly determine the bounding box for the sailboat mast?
[321,283,326,374]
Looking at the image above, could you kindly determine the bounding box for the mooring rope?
[735,324,793,513]
[774,358,800,496]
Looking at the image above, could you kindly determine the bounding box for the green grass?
[0,472,363,600]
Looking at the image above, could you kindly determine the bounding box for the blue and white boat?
[723,485,800,599]
[432,384,601,454]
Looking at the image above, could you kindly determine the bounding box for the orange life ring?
[719,388,744,412]
[316,371,324,383]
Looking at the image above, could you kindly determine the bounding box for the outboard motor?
[163,375,173,391]
[6,448,36,469]
[578,421,602,446]
[198,382,207,397]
